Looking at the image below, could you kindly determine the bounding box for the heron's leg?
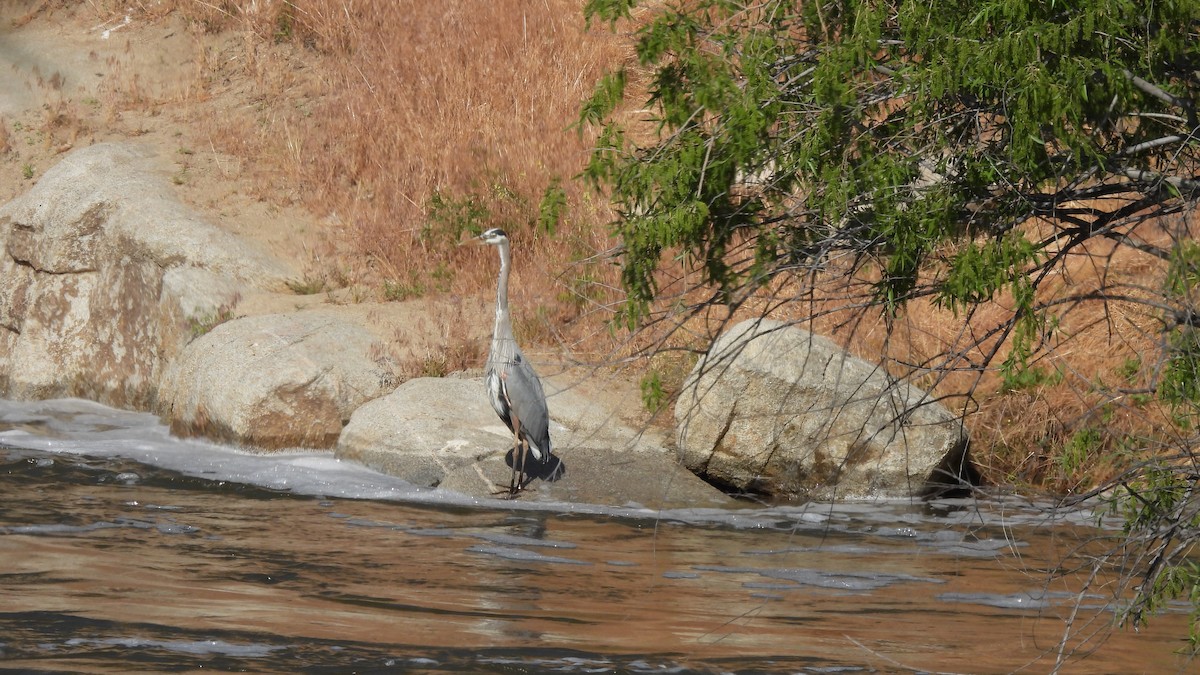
[508,413,523,496]
[517,439,531,491]
[498,375,528,498]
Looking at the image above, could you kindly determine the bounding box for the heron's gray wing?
[502,350,552,461]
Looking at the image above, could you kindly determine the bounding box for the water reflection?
[0,398,1195,673]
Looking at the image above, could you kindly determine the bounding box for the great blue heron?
[473,227,564,496]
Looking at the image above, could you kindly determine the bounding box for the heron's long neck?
[493,241,513,338]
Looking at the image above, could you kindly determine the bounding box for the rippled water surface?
[0,398,1193,673]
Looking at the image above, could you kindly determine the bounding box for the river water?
[0,398,1193,674]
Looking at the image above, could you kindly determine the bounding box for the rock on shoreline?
[676,318,975,500]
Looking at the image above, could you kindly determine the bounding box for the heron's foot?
[491,481,532,499]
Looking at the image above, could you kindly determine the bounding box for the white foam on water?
[466,544,591,565]
[63,636,279,658]
[472,531,578,549]
[0,398,428,502]
[0,519,152,536]
[0,397,1099,537]
[937,590,1054,610]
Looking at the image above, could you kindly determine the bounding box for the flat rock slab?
[437,448,732,509]
[337,376,730,508]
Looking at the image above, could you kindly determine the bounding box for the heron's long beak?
[461,233,487,247]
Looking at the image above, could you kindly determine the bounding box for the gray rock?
[159,310,399,449]
[336,378,502,487]
[0,142,293,408]
[675,318,975,500]
[337,376,730,508]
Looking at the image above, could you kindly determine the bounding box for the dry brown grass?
[151,0,627,319]
[848,214,1192,491]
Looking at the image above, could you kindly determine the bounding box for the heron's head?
[472,227,509,247]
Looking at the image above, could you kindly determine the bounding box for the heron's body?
[477,228,561,494]
[484,317,551,463]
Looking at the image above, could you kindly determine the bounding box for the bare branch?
[1125,70,1192,112]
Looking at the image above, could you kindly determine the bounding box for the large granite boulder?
[337,376,730,507]
[159,310,400,450]
[0,142,293,408]
[675,319,976,500]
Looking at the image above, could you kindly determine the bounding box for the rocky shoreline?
[0,143,976,506]
[0,143,729,507]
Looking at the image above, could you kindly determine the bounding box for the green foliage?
[1116,466,1198,535]
[997,279,1057,390]
[537,179,567,236]
[1000,362,1063,393]
[1118,357,1143,383]
[1160,329,1200,409]
[1167,240,1200,298]
[384,276,424,301]
[388,263,453,300]
[429,262,454,293]
[558,234,606,312]
[273,2,295,42]
[1111,465,1200,650]
[287,273,328,295]
[1111,234,1200,648]
[583,0,637,29]
[938,234,1042,313]
[1058,426,1100,475]
[188,306,236,339]
[639,350,699,414]
[640,370,666,413]
[581,0,1200,324]
[424,190,491,245]
[424,179,549,248]
[1129,393,1153,407]
[384,265,453,302]
[578,68,627,129]
[1161,240,1200,426]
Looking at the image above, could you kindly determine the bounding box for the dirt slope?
[0,4,321,272]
